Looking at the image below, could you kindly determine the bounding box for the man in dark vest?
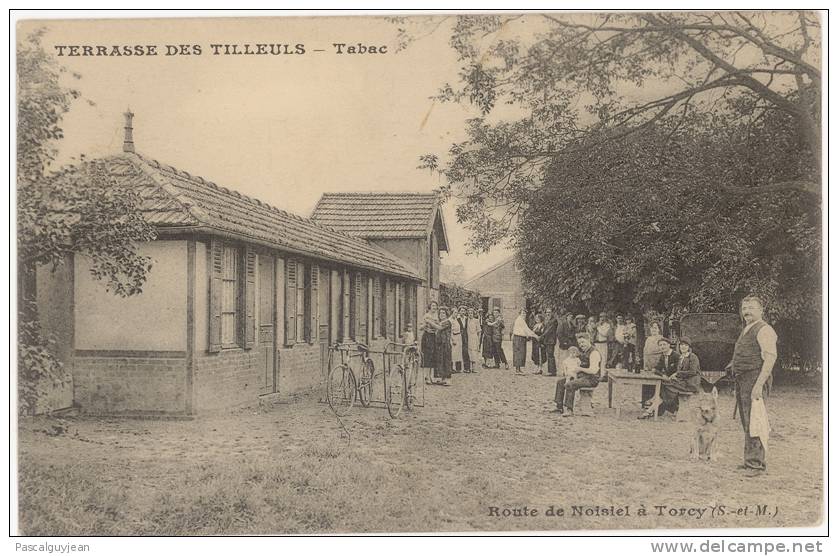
[728,295,778,475]
[552,333,601,416]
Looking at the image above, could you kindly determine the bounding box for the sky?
[19,15,516,280]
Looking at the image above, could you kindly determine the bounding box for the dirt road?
[18,365,823,534]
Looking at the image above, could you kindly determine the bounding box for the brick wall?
[277,343,321,396]
[194,349,261,412]
[73,354,187,414]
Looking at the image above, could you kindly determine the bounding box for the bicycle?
[326,342,357,416]
[385,342,420,418]
[326,342,377,416]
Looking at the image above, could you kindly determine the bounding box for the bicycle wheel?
[405,352,419,410]
[358,359,374,407]
[327,364,356,416]
[387,364,406,418]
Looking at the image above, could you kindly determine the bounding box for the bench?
[574,388,596,416]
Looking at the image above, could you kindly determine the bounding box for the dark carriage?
[678,313,741,392]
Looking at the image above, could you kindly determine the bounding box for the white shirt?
[741,319,778,358]
[513,315,536,337]
[614,324,627,344]
[561,356,581,377]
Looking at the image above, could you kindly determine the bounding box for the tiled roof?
[98,153,420,280]
[310,192,448,250]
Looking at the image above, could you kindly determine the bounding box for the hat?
[679,336,693,348]
[575,314,586,320]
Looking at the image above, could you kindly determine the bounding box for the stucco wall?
[74,240,187,351]
[369,238,422,278]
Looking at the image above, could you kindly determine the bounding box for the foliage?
[17,29,157,414]
[439,282,480,311]
[397,12,822,363]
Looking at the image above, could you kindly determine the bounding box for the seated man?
[641,337,680,406]
[553,333,601,416]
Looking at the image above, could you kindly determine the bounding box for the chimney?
[123,109,135,153]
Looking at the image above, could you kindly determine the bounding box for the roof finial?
[123,108,135,153]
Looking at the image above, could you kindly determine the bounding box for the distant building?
[311,192,449,313]
[463,256,528,334]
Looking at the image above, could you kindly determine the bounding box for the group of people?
[416,295,779,476]
[418,301,483,386]
[550,296,778,476]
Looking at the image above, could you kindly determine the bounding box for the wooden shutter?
[354,272,362,341]
[208,239,223,352]
[296,263,306,342]
[285,259,297,345]
[372,276,381,339]
[309,264,319,344]
[244,247,256,349]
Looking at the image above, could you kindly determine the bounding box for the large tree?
[17,30,156,413]
[396,12,821,360]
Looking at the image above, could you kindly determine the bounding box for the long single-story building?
[34,113,442,416]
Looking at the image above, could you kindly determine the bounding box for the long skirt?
[512,335,528,368]
[481,330,494,359]
[531,339,543,366]
[434,335,453,380]
[420,331,436,368]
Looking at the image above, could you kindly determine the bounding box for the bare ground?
[17,364,823,535]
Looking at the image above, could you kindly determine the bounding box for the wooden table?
[607,370,666,419]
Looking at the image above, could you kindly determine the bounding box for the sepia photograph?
[12,10,825,537]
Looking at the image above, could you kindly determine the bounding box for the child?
[402,323,416,346]
[561,346,582,379]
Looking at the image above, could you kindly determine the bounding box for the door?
[318,266,331,378]
[258,254,276,395]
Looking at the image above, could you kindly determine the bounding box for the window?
[221,245,239,346]
[285,259,313,345]
[209,240,255,352]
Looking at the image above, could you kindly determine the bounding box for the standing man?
[728,296,778,476]
[611,314,627,368]
[491,307,509,369]
[595,312,613,378]
[556,311,575,367]
[457,305,471,372]
[540,307,559,376]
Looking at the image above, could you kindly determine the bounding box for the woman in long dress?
[512,308,537,375]
[481,311,495,367]
[420,301,440,384]
[467,308,482,373]
[433,307,453,386]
